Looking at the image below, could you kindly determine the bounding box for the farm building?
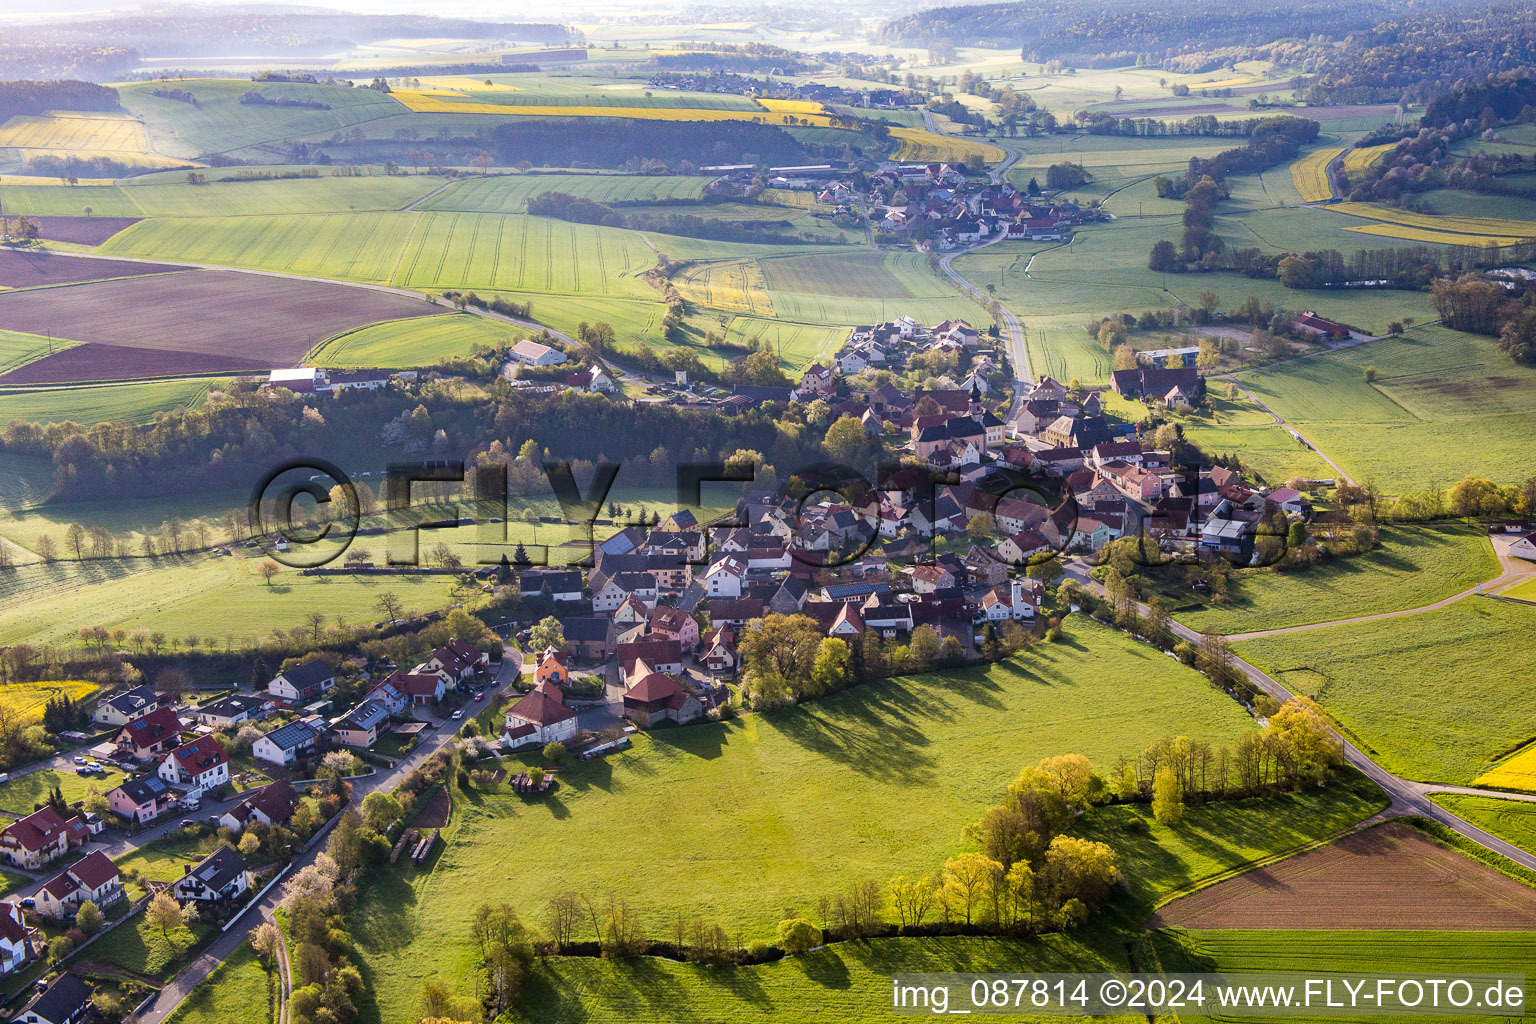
[506,339,567,367]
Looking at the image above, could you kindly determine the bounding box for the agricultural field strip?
[1289,147,1343,203]
[1329,200,1536,237]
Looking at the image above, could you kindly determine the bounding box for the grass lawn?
[1431,794,1536,856]
[1235,327,1536,491]
[1234,599,1536,783]
[0,331,83,376]
[0,379,216,427]
[1499,577,1536,602]
[512,935,1140,1024]
[87,913,214,982]
[418,174,709,213]
[0,765,125,815]
[310,313,520,368]
[163,944,273,1024]
[1165,524,1497,635]
[350,616,1297,1023]
[115,830,224,886]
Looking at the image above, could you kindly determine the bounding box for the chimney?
[183,863,191,875]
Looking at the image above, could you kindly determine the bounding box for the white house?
[157,736,231,796]
[0,901,32,976]
[592,571,659,612]
[268,660,335,703]
[90,685,161,728]
[701,555,746,598]
[1510,533,1536,562]
[502,681,578,750]
[252,720,321,766]
[34,851,123,922]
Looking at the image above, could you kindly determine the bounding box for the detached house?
[195,694,273,729]
[114,706,184,760]
[268,660,335,704]
[11,972,91,1024]
[0,806,84,871]
[502,682,578,750]
[219,781,299,834]
[533,648,571,688]
[648,606,700,650]
[172,846,251,905]
[252,720,321,767]
[157,736,230,795]
[389,670,445,707]
[34,851,123,921]
[701,556,747,598]
[623,672,704,729]
[420,638,489,685]
[106,774,176,825]
[332,700,389,749]
[0,901,33,976]
[91,685,161,728]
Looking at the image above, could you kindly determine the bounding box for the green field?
[115,830,224,884]
[0,330,82,376]
[1432,794,1536,856]
[0,764,126,815]
[1151,929,1536,1023]
[0,379,215,426]
[1236,327,1536,490]
[724,316,846,368]
[118,174,439,217]
[164,944,273,1024]
[510,936,1139,1024]
[0,184,145,219]
[87,911,215,981]
[347,615,1352,1023]
[1234,598,1536,783]
[1170,524,1498,635]
[756,250,981,326]
[418,173,710,213]
[311,312,520,367]
[118,79,409,158]
[1501,577,1536,602]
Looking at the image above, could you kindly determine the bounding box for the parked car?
[19,898,33,909]
[72,756,86,765]
[182,798,200,811]
[179,819,193,829]
[0,773,10,784]
[473,693,484,702]
[451,709,465,720]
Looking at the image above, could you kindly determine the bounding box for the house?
[219,781,299,834]
[1510,533,1536,562]
[1110,367,1200,402]
[648,606,700,649]
[701,556,746,598]
[708,597,763,631]
[0,902,33,976]
[965,544,1008,588]
[91,685,161,728]
[364,678,408,717]
[1200,499,1262,559]
[0,807,80,871]
[11,973,91,1024]
[421,638,490,684]
[172,847,251,904]
[268,660,335,703]
[106,774,177,824]
[393,671,446,707]
[332,700,389,749]
[195,693,273,729]
[701,629,736,675]
[617,638,683,683]
[623,672,704,729]
[908,565,955,594]
[1263,487,1310,517]
[979,580,1040,621]
[592,571,659,612]
[507,339,567,366]
[861,593,913,636]
[518,568,584,602]
[502,681,578,750]
[533,648,571,688]
[34,851,123,921]
[157,736,231,794]
[996,529,1052,566]
[1293,311,1350,339]
[562,617,610,662]
[252,720,321,766]
[114,706,184,759]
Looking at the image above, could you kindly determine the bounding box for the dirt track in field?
[1148,822,1536,930]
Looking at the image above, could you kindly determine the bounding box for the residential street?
[126,643,520,1024]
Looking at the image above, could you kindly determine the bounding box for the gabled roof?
[164,735,228,775]
[261,719,320,752]
[507,681,576,727]
[100,685,159,717]
[624,671,687,704]
[4,805,72,852]
[19,973,91,1024]
[186,846,248,892]
[118,706,183,748]
[112,774,171,807]
[228,780,299,826]
[276,659,333,693]
[64,849,120,891]
[338,700,389,732]
[0,900,28,944]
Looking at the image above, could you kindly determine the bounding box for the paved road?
[1063,561,1536,872]
[130,646,520,1024]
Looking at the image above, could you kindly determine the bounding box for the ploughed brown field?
[1148,822,1536,930]
[0,248,180,288]
[0,266,439,384]
[27,216,142,246]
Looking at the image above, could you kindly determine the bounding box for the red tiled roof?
[166,735,228,775]
[4,805,70,853]
[67,849,120,890]
[118,706,183,749]
[625,671,685,704]
[507,682,575,727]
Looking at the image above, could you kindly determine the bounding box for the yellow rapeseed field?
[1332,201,1536,237]
[1192,76,1255,89]
[889,126,1005,164]
[1342,143,1396,175]
[0,680,102,724]
[1343,223,1529,246]
[1473,746,1536,791]
[1290,147,1343,203]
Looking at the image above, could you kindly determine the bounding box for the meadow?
[1431,794,1536,850]
[0,379,215,426]
[1234,598,1536,783]
[1329,200,1536,238]
[0,330,81,376]
[1168,524,1498,635]
[723,316,846,368]
[0,112,152,154]
[350,616,1260,1020]
[0,763,125,815]
[1500,578,1536,602]
[1168,392,1335,486]
[1234,327,1536,491]
[311,312,518,367]
[163,945,272,1024]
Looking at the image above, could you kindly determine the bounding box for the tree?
[738,614,824,708]
[146,892,182,938]
[542,741,568,764]
[65,522,85,561]
[528,615,565,653]
[941,852,1002,925]
[888,874,937,930]
[908,624,941,672]
[258,561,280,586]
[1152,766,1184,825]
[1148,239,1181,272]
[156,667,192,703]
[251,921,281,965]
[74,900,102,935]
[375,591,403,624]
[776,917,822,955]
[809,637,853,696]
[823,415,873,465]
[361,791,403,831]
